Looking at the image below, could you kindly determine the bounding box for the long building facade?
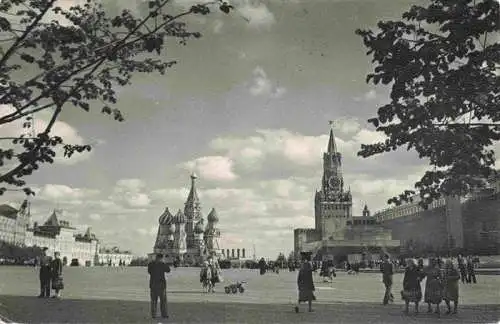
[0,201,134,266]
[151,174,222,265]
[294,126,400,263]
[374,172,500,255]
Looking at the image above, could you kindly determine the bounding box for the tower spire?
[327,120,337,153]
[186,172,199,205]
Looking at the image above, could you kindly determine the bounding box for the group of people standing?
[394,256,474,315]
[37,247,64,299]
[199,257,222,293]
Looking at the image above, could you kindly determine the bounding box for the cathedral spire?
[327,121,337,153]
[185,172,200,206]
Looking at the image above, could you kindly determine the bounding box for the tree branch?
[0,137,38,141]
[0,102,54,125]
[0,56,103,125]
[0,58,107,185]
[432,123,499,127]
[0,0,188,121]
[0,0,224,188]
[0,0,56,67]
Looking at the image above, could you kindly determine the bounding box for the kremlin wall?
[375,172,500,256]
[294,126,500,259]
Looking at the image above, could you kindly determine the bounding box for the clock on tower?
[328,176,340,190]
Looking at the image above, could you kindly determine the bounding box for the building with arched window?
[0,201,134,266]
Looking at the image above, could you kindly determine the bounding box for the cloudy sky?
[1,0,499,258]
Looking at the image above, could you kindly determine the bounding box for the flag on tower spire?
[327,121,337,153]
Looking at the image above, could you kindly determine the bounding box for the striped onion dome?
[159,207,174,225]
[174,209,186,223]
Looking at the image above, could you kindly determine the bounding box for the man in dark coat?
[258,257,267,275]
[380,254,394,305]
[466,256,477,284]
[148,254,171,319]
[457,254,467,283]
[37,247,52,298]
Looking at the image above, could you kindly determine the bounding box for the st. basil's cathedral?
[151,173,221,265]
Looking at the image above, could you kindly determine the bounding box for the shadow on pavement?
[167,291,214,294]
[0,295,498,324]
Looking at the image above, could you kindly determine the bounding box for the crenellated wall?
[380,194,500,255]
[462,194,500,253]
[381,206,448,253]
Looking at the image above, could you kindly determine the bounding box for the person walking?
[466,256,477,284]
[380,254,394,305]
[148,254,171,319]
[50,252,64,299]
[37,247,52,298]
[258,257,267,275]
[295,252,315,313]
[457,254,467,284]
[208,257,220,293]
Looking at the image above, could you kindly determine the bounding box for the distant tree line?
[0,241,43,264]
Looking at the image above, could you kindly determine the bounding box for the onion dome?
[207,208,219,223]
[175,209,185,223]
[159,207,174,225]
[194,220,204,234]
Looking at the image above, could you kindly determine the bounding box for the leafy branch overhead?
[356,0,499,208]
[0,0,233,196]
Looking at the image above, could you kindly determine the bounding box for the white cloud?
[135,226,157,237]
[213,19,224,33]
[114,179,147,193]
[109,179,151,208]
[89,213,101,221]
[248,67,286,98]
[0,105,93,166]
[364,89,377,100]
[237,0,276,29]
[182,156,238,182]
[43,0,88,25]
[173,0,275,30]
[5,122,482,259]
[150,188,190,203]
[354,89,378,102]
[172,0,214,7]
[37,184,100,203]
[332,117,361,135]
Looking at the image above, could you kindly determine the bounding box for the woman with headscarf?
[258,257,267,275]
[295,252,315,313]
[423,258,443,314]
[50,251,64,299]
[443,259,460,314]
[401,259,422,314]
[208,257,220,292]
[200,260,213,293]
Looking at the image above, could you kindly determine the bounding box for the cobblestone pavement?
[0,266,498,323]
